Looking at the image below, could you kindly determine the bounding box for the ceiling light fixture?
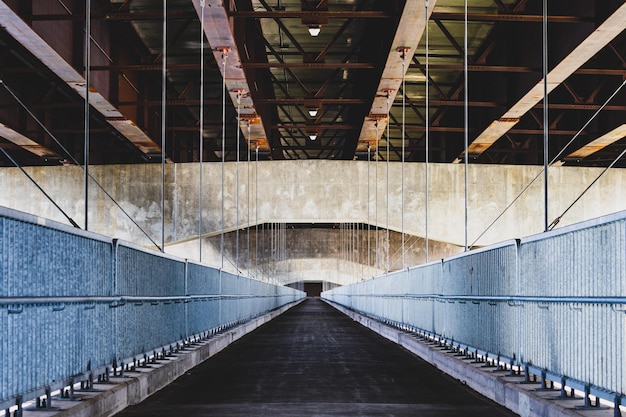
[304,98,322,118]
[308,25,321,37]
[308,133,318,141]
[302,1,327,38]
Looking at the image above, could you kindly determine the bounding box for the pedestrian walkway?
[116,298,517,416]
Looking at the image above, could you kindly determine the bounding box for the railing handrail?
[0,206,305,412]
[338,293,626,305]
[323,209,626,410]
[0,293,294,305]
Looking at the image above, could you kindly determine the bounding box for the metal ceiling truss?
[387,0,626,166]
[239,0,399,159]
[0,0,624,168]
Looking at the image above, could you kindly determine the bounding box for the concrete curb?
[325,300,614,417]
[33,300,304,417]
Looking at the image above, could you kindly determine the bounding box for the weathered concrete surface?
[327,300,615,417]
[167,227,462,281]
[1,161,625,266]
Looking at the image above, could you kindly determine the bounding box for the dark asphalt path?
[117,298,517,416]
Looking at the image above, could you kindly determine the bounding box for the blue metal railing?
[323,210,626,413]
[0,207,305,413]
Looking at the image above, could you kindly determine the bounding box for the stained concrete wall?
[1,161,625,279]
[164,227,462,285]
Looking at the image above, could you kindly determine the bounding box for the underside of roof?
[0,0,624,167]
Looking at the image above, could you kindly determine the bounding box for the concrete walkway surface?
[116,298,517,416]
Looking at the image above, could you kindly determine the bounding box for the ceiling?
[0,0,625,167]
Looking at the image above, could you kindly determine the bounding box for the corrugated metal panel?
[0,206,304,410]
[323,210,626,404]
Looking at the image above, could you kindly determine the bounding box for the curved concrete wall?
[1,160,625,264]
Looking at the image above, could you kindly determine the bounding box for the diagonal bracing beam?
[460,3,626,160]
[0,123,61,160]
[357,0,437,153]
[0,1,162,158]
[552,124,626,166]
[191,0,273,156]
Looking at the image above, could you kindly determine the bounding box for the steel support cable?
[221,50,227,271]
[401,51,406,269]
[470,78,626,248]
[549,147,626,230]
[247,123,251,278]
[463,0,469,252]
[425,0,430,262]
[543,0,549,232]
[358,223,361,278]
[0,147,79,228]
[161,0,167,252]
[268,232,270,281]
[274,222,283,284]
[375,122,379,273]
[199,0,206,262]
[0,81,162,250]
[367,143,371,278]
[340,223,342,273]
[255,145,259,280]
[386,94,390,274]
[350,222,356,275]
[236,92,241,274]
[84,0,91,231]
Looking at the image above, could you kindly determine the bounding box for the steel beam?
[191,0,272,154]
[461,3,626,160]
[29,11,197,21]
[553,124,626,165]
[0,1,162,156]
[356,0,437,153]
[408,63,626,76]
[255,98,365,105]
[228,11,392,18]
[273,124,355,130]
[242,62,374,69]
[430,12,591,23]
[0,123,61,160]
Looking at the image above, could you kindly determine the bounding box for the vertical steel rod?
[367,144,371,278]
[247,124,251,278]
[375,122,379,273]
[199,0,205,262]
[425,0,430,262]
[463,0,469,252]
[161,0,167,252]
[255,145,259,280]
[386,95,390,274]
[401,52,406,269]
[84,0,91,231]
[236,93,241,274]
[543,0,549,232]
[221,52,227,270]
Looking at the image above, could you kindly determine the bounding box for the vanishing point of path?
[117,298,517,416]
